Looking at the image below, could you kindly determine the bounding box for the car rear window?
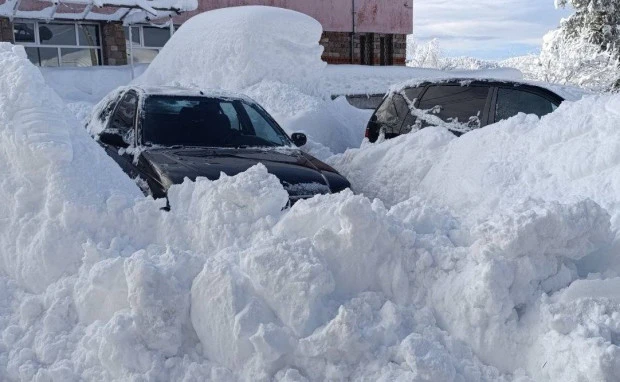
[495,87,558,122]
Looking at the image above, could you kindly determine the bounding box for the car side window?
[495,87,557,122]
[417,85,489,129]
[242,103,285,144]
[220,102,241,131]
[109,92,138,143]
[374,93,410,136]
[98,94,121,124]
[400,87,425,134]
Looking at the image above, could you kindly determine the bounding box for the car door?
[416,83,493,135]
[490,86,561,124]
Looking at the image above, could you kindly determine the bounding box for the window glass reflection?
[39,23,77,46]
[61,48,99,66]
[13,23,35,43]
[39,47,60,67]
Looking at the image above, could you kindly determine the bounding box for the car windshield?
[141,95,291,148]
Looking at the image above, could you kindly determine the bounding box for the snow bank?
[3,41,620,381]
[1,44,501,380]
[137,6,325,94]
[331,94,620,228]
[327,92,620,379]
[0,43,142,293]
[40,65,147,103]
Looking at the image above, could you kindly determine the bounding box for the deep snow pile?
[41,65,148,104]
[4,41,620,381]
[329,95,620,228]
[137,6,325,94]
[0,43,504,381]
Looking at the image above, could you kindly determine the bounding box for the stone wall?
[101,22,127,66]
[0,17,14,43]
[320,31,407,66]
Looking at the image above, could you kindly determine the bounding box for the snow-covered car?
[365,79,565,142]
[86,85,351,201]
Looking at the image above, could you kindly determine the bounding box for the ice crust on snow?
[4,4,620,380]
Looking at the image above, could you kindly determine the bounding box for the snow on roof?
[323,65,589,102]
[135,85,255,101]
[389,76,589,102]
[322,65,523,97]
[0,0,196,23]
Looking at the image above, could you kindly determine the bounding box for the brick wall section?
[320,32,352,64]
[392,34,407,66]
[101,22,127,66]
[320,31,407,66]
[0,17,14,43]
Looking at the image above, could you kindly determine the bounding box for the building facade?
[0,0,412,67]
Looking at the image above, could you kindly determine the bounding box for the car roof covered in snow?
[388,77,589,102]
[131,85,256,102]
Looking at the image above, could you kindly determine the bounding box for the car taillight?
[365,128,370,138]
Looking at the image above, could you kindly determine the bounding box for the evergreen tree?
[555,0,620,54]
[544,0,620,90]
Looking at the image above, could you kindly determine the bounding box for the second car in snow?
[87,85,351,202]
[366,79,566,142]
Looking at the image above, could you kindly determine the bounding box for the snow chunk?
[137,6,325,93]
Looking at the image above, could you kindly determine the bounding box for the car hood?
[141,147,337,197]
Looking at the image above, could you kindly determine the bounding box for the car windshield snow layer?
[141,95,292,148]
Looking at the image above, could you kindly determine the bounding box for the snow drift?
[4,39,620,381]
[137,6,325,94]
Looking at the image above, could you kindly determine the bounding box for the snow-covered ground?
[2,6,620,382]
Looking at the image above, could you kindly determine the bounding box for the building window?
[13,21,102,67]
[123,24,177,64]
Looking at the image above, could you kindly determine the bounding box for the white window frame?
[125,24,177,50]
[13,20,102,67]
[125,23,178,65]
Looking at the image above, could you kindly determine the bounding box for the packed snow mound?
[0,43,142,293]
[331,94,620,229]
[136,6,325,93]
[41,65,147,103]
[4,43,620,381]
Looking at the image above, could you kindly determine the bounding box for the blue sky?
[413,0,573,60]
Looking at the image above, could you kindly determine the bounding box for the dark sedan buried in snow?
[87,86,350,203]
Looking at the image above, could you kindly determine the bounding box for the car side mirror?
[98,131,129,148]
[291,132,307,147]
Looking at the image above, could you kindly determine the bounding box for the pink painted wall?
[174,0,413,35]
